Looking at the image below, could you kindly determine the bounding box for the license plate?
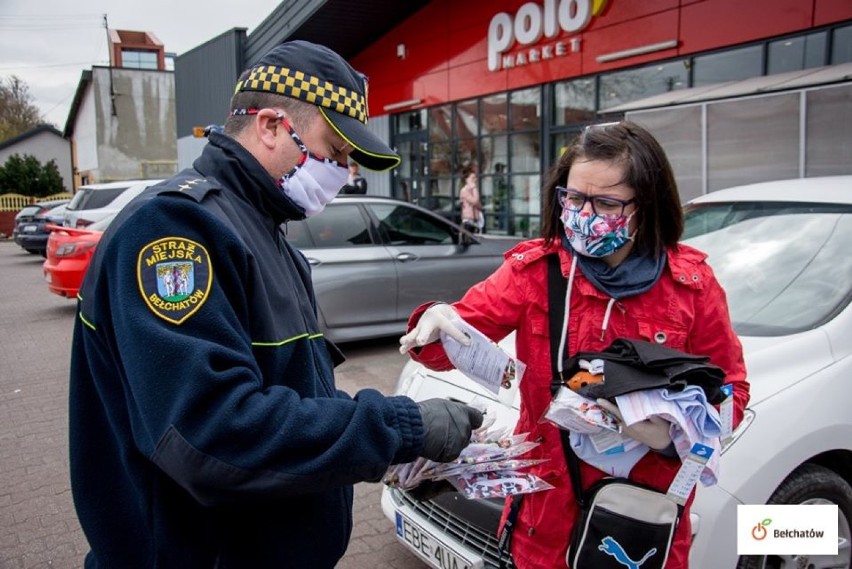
[23,224,37,232]
[395,511,483,569]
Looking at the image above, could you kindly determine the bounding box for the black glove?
[417,399,484,462]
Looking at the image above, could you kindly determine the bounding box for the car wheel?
[737,464,852,569]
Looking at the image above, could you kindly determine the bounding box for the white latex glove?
[597,398,673,450]
[399,303,470,354]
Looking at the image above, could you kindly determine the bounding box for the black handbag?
[546,254,683,569]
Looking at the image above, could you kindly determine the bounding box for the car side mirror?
[458,229,474,248]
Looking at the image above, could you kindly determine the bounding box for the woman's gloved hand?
[399,303,469,354]
[597,398,673,450]
[417,398,484,462]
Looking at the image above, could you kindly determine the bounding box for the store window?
[832,24,852,64]
[693,45,762,86]
[481,93,508,135]
[553,78,596,126]
[396,109,426,134]
[599,60,688,111]
[768,32,826,75]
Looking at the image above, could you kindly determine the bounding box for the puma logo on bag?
[598,536,658,569]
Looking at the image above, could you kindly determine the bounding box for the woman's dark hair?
[539,120,683,258]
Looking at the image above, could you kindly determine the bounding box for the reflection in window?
[510,87,541,131]
[511,132,541,173]
[303,205,373,248]
[683,203,852,335]
[693,45,762,86]
[832,24,852,64]
[480,135,509,173]
[370,204,456,246]
[430,141,452,176]
[455,99,479,138]
[553,78,596,126]
[481,93,508,135]
[396,110,426,134]
[768,32,826,75]
[599,60,688,110]
[429,105,452,141]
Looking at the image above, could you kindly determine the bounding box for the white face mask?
[275,113,348,217]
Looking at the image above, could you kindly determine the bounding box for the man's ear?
[254,109,283,151]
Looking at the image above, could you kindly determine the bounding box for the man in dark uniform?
[68,40,481,568]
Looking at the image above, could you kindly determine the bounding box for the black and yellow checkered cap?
[236,41,400,172]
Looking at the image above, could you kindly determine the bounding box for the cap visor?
[319,107,400,172]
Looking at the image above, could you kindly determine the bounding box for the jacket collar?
[193,132,306,225]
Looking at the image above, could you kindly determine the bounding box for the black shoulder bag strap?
[497,254,579,569]
[546,254,587,508]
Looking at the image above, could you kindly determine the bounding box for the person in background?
[340,160,368,194]
[399,121,749,569]
[459,166,484,233]
[68,39,482,569]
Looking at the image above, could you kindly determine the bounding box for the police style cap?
[236,40,400,172]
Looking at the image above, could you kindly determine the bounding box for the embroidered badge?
[137,237,212,324]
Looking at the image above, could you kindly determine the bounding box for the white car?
[381,175,852,569]
[64,179,163,229]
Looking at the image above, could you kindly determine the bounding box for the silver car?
[283,195,522,343]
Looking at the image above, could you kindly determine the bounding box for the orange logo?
[751,518,772,540]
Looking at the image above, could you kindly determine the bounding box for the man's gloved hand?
[597,398,673,450]
[417,398,484,462]
[399,303,469,354]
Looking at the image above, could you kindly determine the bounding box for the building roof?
[0,124,65,152]
[604,61,852,113]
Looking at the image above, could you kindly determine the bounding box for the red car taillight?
[55,241,98,258]
[75,219,93,229]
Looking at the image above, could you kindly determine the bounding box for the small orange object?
[566,370,604,392]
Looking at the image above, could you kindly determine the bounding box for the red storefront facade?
[346,0,852,236]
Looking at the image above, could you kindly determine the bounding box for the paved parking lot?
[0,240,424,569]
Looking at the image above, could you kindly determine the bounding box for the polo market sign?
[487,0,608,71]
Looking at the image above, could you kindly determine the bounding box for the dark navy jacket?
[69,133,424,568]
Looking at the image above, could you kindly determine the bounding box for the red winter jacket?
[408,239,749,569]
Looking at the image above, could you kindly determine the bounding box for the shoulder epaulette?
[155,171,221,203]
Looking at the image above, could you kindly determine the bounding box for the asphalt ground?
[0,240,425,569]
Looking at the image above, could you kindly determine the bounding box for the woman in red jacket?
[400,120,749,569]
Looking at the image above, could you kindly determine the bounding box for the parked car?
[381,175,852,569]
[12,198,70,254]
[43,213,115,298]
[13,202,69,257]
[284,195,521,343]
[63,179,162,229]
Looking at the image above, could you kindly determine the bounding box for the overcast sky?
[0,0,282,129]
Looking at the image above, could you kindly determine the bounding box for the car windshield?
[683,201,852,337]
[66,187,128,210]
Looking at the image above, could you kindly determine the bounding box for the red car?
[42,214,114,298]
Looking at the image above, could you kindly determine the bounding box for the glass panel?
[480,164,511,234]
[599,60,689,110]
[693,45,763,86]
[455,99,479,138]
[832,24,852,64]
[550,130,582,164]
[553,78,596,126]
[510,87,541,131]
[480,135,509,174]
[805,84,852,177]
[371,203,456,246]
[683,202,852,336]
[429,105,452,141]
[481,93,508,135]
[628,106,704,202]
[767,32,826,75]
[430,141,452,177]
[454,139,479,174]
[397,109,426,134]
[707,93,800,191]
[511,174,541,238]
[283,219,314,249]
[510,131,541,173]
[303,204,373,248]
